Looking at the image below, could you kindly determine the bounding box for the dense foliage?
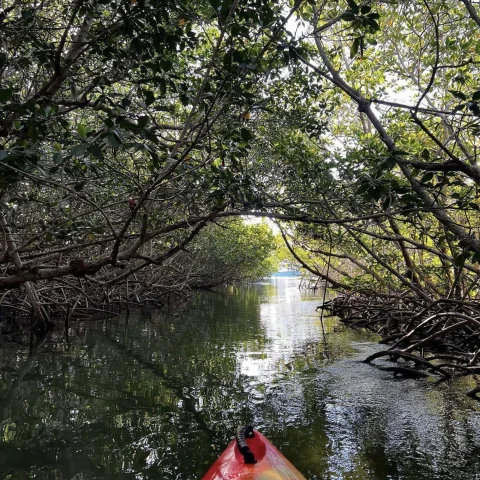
[190,219,277,287]
[0,0,293,326]
[2,0,480,371]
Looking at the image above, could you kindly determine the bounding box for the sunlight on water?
[1,278,480,479]
[238,278,324,380]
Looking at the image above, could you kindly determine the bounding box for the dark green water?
[1,278,480,479]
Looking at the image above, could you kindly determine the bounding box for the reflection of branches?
[0,334,46,422]
[101,331,215,434]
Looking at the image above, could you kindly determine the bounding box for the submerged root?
[327,293,480,396]
[379,366,430,378]
[364,349,450,378]
[466,385,480,400]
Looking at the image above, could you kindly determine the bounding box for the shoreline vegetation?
[2,0,480,395]
[320,293,480,398]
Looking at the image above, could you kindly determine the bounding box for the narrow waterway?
[1,278,480,479]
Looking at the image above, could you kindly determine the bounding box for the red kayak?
[202,425,306,479]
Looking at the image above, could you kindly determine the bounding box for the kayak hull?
[201,429,306,479]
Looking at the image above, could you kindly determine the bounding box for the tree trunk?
[0,213,47,330]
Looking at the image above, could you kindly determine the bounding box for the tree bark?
[0,213,47,329]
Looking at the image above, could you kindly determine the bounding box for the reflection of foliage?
[0,287,269,479]
[1,282,480,479]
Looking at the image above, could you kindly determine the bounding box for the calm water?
[1,278,480,479]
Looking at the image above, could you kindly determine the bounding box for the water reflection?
[0,278,479,479]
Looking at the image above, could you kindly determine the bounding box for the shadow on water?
[1,278,480,479]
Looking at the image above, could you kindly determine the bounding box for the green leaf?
[368,20,380,33]
[71,144,88,156]
[421,172,434,183]
[356,182,370,194]
[28,124,38,142]
[350,37,362,59]
[472,90,480,101]
[421,148,430,160]
[341,12,357,21]
[103,117,115,128]
[89,144,104,159]
[453,103,466,113]
[378,156,396,171]
[77,124,88,139]
[159,78,167,97]
[346,0,359,14]
[454,253,467,267]
[144,90,155,106]
[0,88,12,102]
[382,196,392,210]
[0,151,7,160]
[107,131,122,149]
[472,252,480,263]
[452,75,466,84]
[240,128,253,141]
[360,5,371,14]
[448,90,467,100]
[446,38,456,48]
[53,152,63,164]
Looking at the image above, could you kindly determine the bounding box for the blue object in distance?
[271,271,301,277]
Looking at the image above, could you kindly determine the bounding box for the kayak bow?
[202,425,306,479]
